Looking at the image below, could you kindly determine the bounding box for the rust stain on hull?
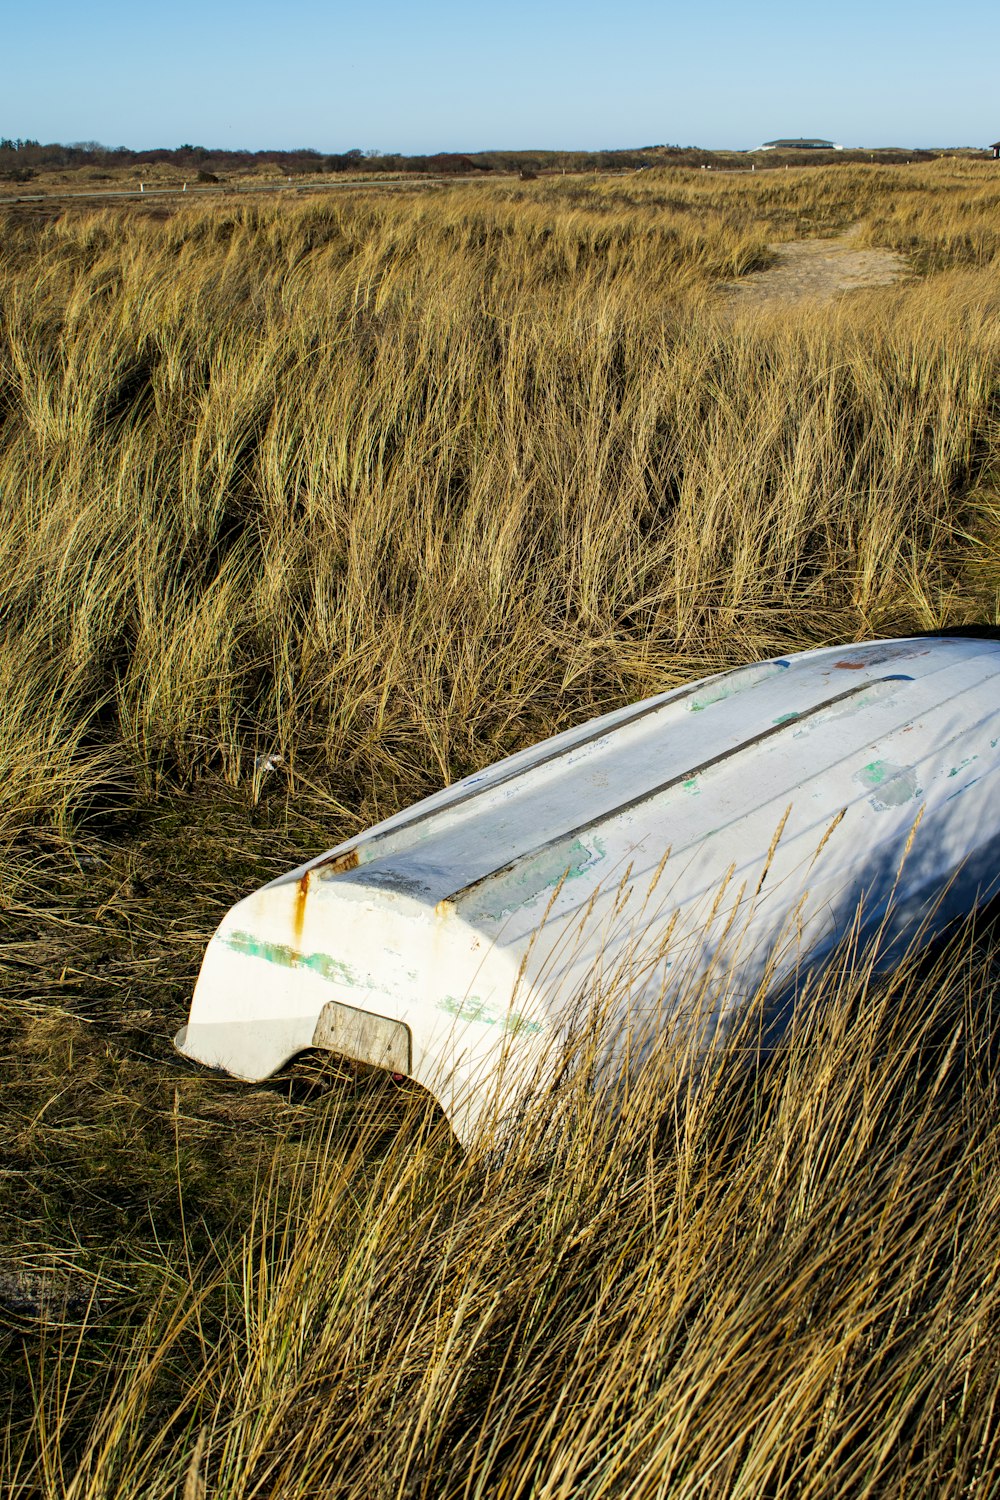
[291,849,360,953]
[293,870,310,948]
[316,848,361,877]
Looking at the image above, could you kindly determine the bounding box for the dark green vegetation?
[1,161,1000,1495]
[0,135,964,186]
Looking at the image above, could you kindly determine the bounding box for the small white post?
[140,181,145,193]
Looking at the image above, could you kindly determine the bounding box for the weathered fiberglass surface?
[177,635,1000,1143]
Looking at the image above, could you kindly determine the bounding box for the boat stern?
[176,865,348,1081]
[175,858,550,1144]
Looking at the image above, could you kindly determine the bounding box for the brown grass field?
[1,159,1000,1497]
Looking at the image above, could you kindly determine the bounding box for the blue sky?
[7,0,997,153]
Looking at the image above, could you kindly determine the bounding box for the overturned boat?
[176,634,1000,1143]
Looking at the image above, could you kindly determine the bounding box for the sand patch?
[723,232,908,307]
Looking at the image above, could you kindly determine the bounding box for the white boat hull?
[176,636,1000,1143]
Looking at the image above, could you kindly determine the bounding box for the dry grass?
[7,925,1000,1499]
[1,159,1000,1496]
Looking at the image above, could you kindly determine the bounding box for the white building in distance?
[759,138,844,150]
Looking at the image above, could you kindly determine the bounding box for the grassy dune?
[1,161,1000,1496]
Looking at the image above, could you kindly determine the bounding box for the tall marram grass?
[2,162,1000,1496]
[8,917,1000,1499]
[1,165,999,846]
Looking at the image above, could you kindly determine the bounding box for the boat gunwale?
[312,659,790,877]
[442,673,917,910]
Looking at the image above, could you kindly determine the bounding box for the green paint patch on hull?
[690,688,730,712]
[438,993,497,1024]
[221,929,360,988]
[689,660,788,711]
[854,760,922,812]
[468,836,606,921]
[437,994,543,1036]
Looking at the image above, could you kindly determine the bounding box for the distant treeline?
[0,139,705,179]
[0,136,953,182]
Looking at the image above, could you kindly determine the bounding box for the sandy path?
[723,231,908,306]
